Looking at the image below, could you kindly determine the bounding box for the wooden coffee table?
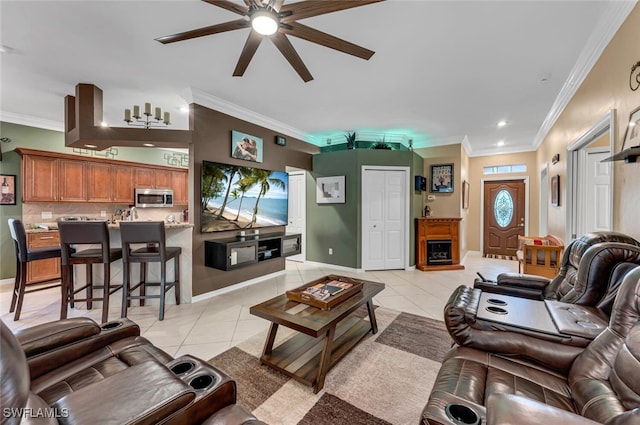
[249,277,385,393]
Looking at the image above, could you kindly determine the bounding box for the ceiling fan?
[156,0,383,82]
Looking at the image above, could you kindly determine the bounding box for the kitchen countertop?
[25,222,194,233]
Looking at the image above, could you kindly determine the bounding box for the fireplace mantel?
[416,217,464,271]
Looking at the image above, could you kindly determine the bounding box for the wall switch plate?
[42,211,52,219]
[427,195,436,201]
[329,248,333,255]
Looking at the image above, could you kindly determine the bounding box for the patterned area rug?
[484,253,517,261]
[209,307,453,425]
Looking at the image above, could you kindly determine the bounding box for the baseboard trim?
[0,278,14,287]
[191,270,286,304]
[303,261,364,273]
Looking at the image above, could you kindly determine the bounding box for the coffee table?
[249,277,385,393]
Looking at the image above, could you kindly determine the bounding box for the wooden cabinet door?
[155,169,172,189]
[112,165,134,204]
[59,159,86,202]
[23,156,58,202]
[26,232,61,284]
[87,162,112,202]
[172,170,188,205]
[135,168,154,188]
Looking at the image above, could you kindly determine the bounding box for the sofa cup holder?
[486,298,507,306]
[189,374,217,391]
[171,361,196,376]
[100,321,123,330]
[485,306,508,315]
[445,403,480,425]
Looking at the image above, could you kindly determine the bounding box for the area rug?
[209,307,453,425]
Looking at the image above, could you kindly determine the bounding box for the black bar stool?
[120,221,181,321]
[7,219,62,321]
[58,221,123,323]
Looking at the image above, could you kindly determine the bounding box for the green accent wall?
[307,149,424,269]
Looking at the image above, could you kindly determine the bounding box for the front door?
[483,180,526,257]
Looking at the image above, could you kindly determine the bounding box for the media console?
[204,232,301,271]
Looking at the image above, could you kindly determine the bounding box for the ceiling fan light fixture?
[251,10,278,35]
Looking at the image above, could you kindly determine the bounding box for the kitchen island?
[25,222,194,307]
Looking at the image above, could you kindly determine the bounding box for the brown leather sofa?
[0,317,265,425]
[421,265,640,425]
[476,233,640,304]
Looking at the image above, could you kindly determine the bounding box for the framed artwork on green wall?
[317,176,345,204]
[1,174,17,205]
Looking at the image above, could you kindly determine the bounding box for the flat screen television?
[201,160,289,233]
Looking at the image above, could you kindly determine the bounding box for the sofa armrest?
[486,394,600,425]
[473,273,550,300]
[19,318,141,380]
[52,361,195,425]
[15,318,101,357]
[201,405,267,425]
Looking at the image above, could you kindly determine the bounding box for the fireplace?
[427,240,453,265]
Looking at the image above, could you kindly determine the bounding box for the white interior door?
[362,167,407,270]
[579,149,612,234]
[287,171,306,262]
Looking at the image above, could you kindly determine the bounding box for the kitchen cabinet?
[17,149,187,205]
[88,162,134,203]
[26,231,61,284]
[172,170,188,205]
[59,159,87,202]
[22,155,59,202]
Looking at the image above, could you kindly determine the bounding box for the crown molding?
[190,88,314,144]
[0,111,63,132]
[532,0,636,149]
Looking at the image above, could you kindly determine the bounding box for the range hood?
[601,146,640,163]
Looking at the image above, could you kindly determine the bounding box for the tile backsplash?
[22,203,188,225]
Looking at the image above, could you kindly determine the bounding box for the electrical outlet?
[427,195,436,201]
[329,248,333,255]
[100,211,107,217]
[41,211,52,219]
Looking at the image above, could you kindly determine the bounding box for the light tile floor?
[0,252,516,360]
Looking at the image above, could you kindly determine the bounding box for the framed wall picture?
[1,174,17,205]
[316,176,345,204]
[462,180,470,209]
[231,130,263,162]
[430,163,454,193]
[551,174,560,206]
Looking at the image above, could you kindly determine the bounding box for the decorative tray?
[285,274,364,310]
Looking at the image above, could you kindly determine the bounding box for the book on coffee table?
[286,275,363,310]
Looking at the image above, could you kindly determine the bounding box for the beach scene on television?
[201,161,288,233]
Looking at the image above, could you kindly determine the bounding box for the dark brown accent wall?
[191,104,317,297]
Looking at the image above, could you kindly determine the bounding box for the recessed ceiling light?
[85,144,97,149]
[180,106,189,114]
[497,141,505,147]
[143,143,155,147]
[630,122,637,127]
[497,120,507,128]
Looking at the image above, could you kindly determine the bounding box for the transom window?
[483,164,527,175]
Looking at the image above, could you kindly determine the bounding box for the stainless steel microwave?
[134,188,174,208]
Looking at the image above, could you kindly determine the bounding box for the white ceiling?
[0,0,635,156]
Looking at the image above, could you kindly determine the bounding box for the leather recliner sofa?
[476,232,640,305]
[0,317,265,425]
[421,265,640,425]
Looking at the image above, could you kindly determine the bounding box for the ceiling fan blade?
[155,19,250,44]
[201,0,248,16]
[233,31,264,76]
[280,0,383,23]
[283,22,374,60]
[270,32,313,82]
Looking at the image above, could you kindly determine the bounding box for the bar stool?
[58,221,122,323]
[120,221,181,321]
[7,219,62,321]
